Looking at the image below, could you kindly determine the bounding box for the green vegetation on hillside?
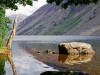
[18,20,43,35]
[18,12,56,35]
[18,4,93,35]
[46,6,92,35]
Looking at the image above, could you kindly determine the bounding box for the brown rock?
[52,51,57,54]
[68,49,79,55]
[45,50,52,54]
[37,51,41,54]
[58,42,95,54]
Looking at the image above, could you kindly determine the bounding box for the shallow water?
[2,35,100,75]
[17,36,100,75]
[4,42,58,75]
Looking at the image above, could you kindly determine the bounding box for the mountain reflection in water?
[58,54,94,65]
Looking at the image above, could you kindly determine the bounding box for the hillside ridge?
[16,3,100,35]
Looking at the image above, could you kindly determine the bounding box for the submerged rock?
[52,51,57,54]
[37,51,42,54]
[58,42,95,54]
[45,50,52,54]
[40,71,89,75]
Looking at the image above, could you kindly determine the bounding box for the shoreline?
[17,41,100,75]
[22,48,68,70]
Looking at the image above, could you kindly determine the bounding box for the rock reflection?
[58,54,94,65]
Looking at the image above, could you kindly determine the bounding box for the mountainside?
[9,14,27,27]
[16,3,100,35]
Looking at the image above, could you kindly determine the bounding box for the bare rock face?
[58,42,95,54]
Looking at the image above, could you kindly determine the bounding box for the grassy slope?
[17,4,93,35]
[46,7,92,35]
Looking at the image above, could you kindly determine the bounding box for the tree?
[0,0,37,46]
[7,15,19,50]
[0,0,34,10]
[0,6,12,47]
[46,0,100,9]
[0,0,98,10]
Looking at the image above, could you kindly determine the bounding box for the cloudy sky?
[6,0,47,16]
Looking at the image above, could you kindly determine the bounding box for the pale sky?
[6,0,47,16]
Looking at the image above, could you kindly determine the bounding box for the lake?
[2,35,100,75]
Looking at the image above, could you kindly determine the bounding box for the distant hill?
[8,14,27,27]
[16,3,100,35]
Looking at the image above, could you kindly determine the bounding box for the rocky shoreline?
[18,41,100,75]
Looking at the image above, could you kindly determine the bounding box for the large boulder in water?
[58,42,95,54]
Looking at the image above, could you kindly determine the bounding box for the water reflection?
[0,54,7,75]
[0,54,17,75]
[13,38,100,75]
[4,41,58,75]
[58,54,94,65]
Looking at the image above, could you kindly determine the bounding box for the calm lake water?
[2,35,100,75]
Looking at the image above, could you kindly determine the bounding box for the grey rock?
[58,42,95,54]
